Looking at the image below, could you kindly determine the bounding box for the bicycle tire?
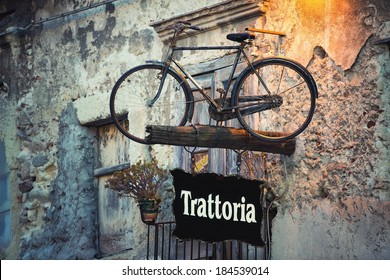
[110,63,194,144]
[232,57,318,142]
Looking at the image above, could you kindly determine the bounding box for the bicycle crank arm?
[209,106,237,121]
[209,101,281,121]
[208,95,283,121]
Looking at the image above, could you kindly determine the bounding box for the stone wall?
[0,0,389,259]
[0,0,226,260]
[20,103,98,259]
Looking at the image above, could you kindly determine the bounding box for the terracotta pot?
[139,200,159,224]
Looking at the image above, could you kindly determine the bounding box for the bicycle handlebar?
[189,25,201,31]
[245,27,285,36]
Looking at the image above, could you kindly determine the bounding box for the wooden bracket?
[146,125,295,155]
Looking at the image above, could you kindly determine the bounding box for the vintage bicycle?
[110,21,318,144]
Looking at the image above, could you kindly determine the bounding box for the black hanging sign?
[171,169,265,246]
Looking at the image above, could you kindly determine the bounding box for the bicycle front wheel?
[232,57,317,142]
[110,63,194,144]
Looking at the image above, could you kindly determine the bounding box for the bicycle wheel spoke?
[110,64,193,143]
[233,58,316,141]
[275,65,285,96]
[277,80,305,96]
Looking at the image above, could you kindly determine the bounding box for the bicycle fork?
[147,63,170,107]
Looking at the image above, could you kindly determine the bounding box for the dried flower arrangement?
[105,159,169,203]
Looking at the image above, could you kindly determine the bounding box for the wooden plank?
[146,125,295,155]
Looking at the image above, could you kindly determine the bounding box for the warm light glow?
[295,0,327,23]
[302,0,325,7]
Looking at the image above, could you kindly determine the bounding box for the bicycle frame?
[110,22,318,143]
[153,43,260,112]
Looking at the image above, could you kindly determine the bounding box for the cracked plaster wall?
[0,0,227,259]
[258,0,390,259]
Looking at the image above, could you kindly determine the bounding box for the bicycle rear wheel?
[110,63,194,144]
[232,57,317,142]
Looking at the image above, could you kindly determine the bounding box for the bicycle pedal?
[209,106,236,121]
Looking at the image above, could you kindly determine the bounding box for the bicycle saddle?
[226,33,255,42]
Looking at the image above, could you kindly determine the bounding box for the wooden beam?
[146,125,295,155]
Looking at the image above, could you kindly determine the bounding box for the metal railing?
[145,221,265,260]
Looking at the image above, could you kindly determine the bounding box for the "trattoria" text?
[180,190,257,223]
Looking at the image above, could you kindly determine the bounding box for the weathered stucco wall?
[0,0,228,260]
[259,0,390,259]
[0,0,389,259]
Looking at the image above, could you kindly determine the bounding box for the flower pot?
[139,200,159,224]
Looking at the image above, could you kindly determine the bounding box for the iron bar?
[229,241,233,259]
[161,224,165,260]
[255,244,258,259]
[168,223,172,260]
[154,224,159,260]
[197,240,201,259]
[190,240,194,260]
[146,225,150,260]
[238,241,242,259]
[213,244,217,259]
[175,237,179,260]
[183,240,187,260]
